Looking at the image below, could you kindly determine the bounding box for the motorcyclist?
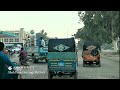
[19,47,28,66]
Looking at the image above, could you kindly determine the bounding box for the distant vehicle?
[17,44,22,48]
[82,41,101,67]
[5,44,14,48]
[29,37,48,63]
[31,46,48,63]
[27,45,48,63]
[11,47,21,53]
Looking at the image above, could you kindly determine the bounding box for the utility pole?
[118,11,120,52]
[117,11,120,48]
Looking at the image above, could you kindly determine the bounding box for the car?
[82,41,101,67]
[11,47,21,53]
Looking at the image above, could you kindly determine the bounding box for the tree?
[36,30,49,46]
[75,11,119,49]
[41,29,44,34]
[36,29,48,39]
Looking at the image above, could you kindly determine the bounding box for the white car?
[11,47,21,53]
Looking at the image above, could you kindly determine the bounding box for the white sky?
[0,11,84,38]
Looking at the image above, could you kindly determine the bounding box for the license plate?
[58,62,65,67]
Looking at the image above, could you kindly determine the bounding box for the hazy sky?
[0,11,84,38]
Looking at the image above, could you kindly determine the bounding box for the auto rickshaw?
[82,41,101,67]
[47,38,78,79]
[31,46,48,63]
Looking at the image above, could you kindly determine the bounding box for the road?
[10,50,119,79]
[77,51,119,79]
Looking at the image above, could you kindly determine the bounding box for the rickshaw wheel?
[45,58,48,62]
[33,60,38,63]
[74,71,77,79]
[98,61,101,67]
[83,61,85,67]
[45,60,48,62]
[48,71,53,79]
[33,59,38,63]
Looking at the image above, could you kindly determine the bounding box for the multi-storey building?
[0,28,29,47]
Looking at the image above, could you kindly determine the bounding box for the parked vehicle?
[82,41,101,67]
[47,38,78,79]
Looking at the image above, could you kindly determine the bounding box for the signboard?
[0,31,18,37]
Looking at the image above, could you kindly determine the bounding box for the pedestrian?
[8,48,11,57]
[38,37,46,56]
[40,37,45,47]
[12,50,16,58]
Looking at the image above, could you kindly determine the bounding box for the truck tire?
[45,58,48,62]
[33,59,38,63]
[98,61,101,67]
[74,72,77,79]
[83,61,85,67]
[48,71,53,79]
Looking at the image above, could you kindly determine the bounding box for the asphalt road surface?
[10,50,119,79]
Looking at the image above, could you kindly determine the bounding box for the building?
[0,28,29,48]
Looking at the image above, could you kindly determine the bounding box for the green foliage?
[36,30,49,40]
[101,43,113,50]
[75,11,119,45]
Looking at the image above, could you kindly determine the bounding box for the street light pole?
[118,11,120,53]
[117,11,120,46]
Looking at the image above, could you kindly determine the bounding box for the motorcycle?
[18,55,28,66]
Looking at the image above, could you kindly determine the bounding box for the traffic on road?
[0,11,119,79]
